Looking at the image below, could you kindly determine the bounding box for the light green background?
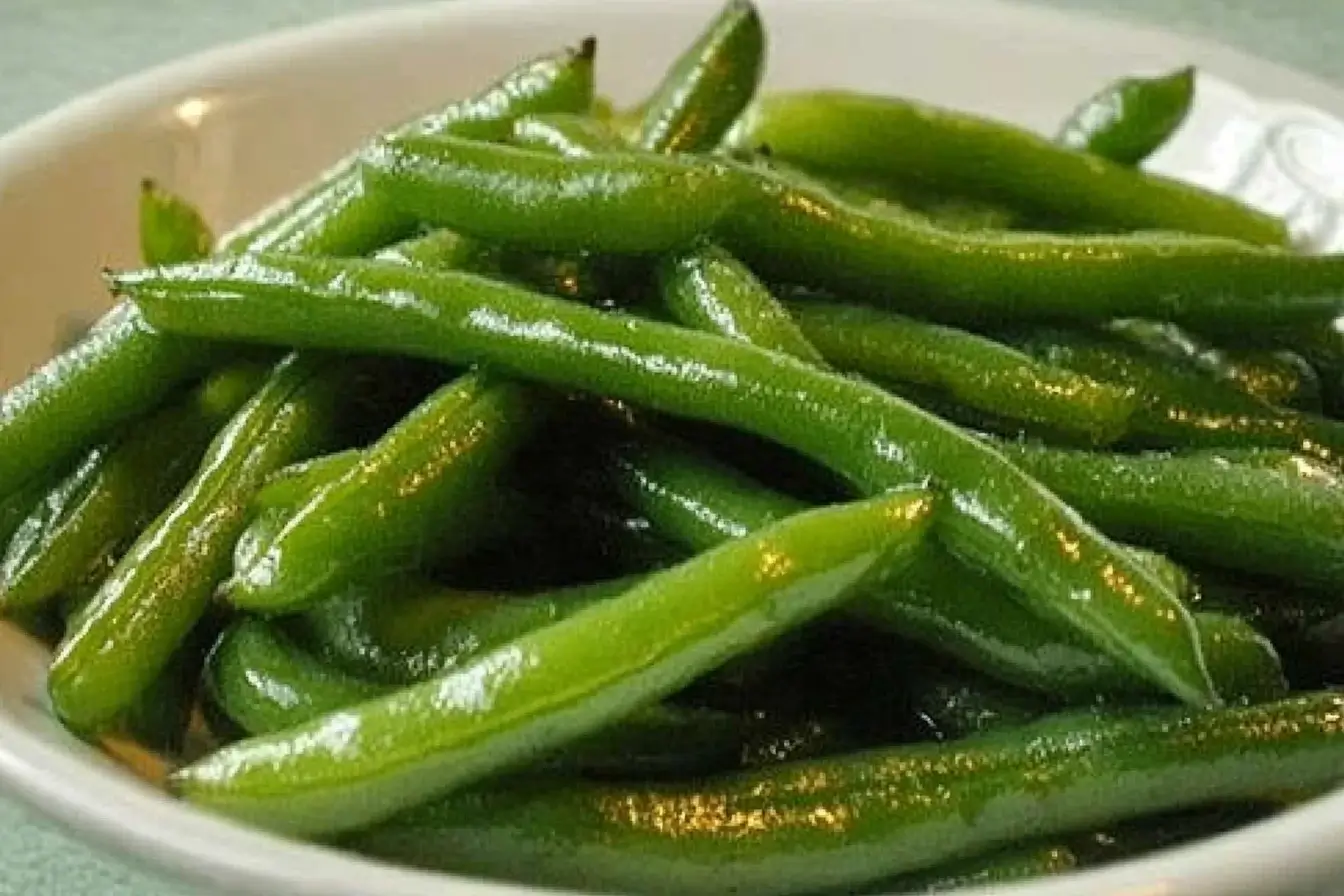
[0,1,1339,893]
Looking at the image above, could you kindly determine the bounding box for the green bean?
[1057,67,1196,165]
[719,163,1341,337]
[351,692,1344,896]
[210,617,745,779]
[1109,318,1321,410]
[207,618,383,736]
[1011,329,1344,463]
[229,372,545,614]
[294,575,642,686]
[1,363,268,613]
[738,90,1285,245]
[170,489,936,836]
[362,135,744,254]
[789,298,1137,444]
[997,441,1344,591]
[118,253,1217,705]
[658,244,825,364]
[0,473,59,557]
[633,0,764,154]
[48,353,352,733]
[139,179,214,266]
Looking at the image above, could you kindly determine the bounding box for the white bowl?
[3,1,1344,894]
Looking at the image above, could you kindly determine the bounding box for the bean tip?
[577,36,597,61]
[140,177,157,195]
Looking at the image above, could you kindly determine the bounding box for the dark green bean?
[789,298,1137,444]
[117,253,1218,705]
[351,692,1344,896]
[718,163,1342,337]
[738,90,1286,245]
[1057,67,1196,165]
[875,842,1079,894]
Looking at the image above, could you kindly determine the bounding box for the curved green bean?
[738,89,1285,245]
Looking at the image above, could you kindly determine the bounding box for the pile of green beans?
[3,2,1344,893]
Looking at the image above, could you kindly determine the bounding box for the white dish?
[2,1,1344,894]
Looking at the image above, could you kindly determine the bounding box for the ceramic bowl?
[2,1,1344,894]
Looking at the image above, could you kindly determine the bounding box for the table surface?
[0,0,1341,893]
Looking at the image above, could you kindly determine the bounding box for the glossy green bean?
[294,575,641,685]
[351,691,1344,896]
[139,179,214,266]
[718,163,1342,337]
[1056,67,1196,165]
[226,39,597,256]
[997,441,1344,591]
[229,372,544,613]
[118,253,1217,705]
[658,244,825,364]
[738,90,1286,245]
[1011,329,1344,463]
[48,353,351,733]
[789,298,1137,444]
[362,135,744,254]
[633,0,764,154]
[1,363,268,613]
[171,489,937,836]
[209,617,747,779]
[1109,318,1321,411]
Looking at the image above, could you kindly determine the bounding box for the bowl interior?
[3,1,1344,895]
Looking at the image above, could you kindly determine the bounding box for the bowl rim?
[2,1,1344,895]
